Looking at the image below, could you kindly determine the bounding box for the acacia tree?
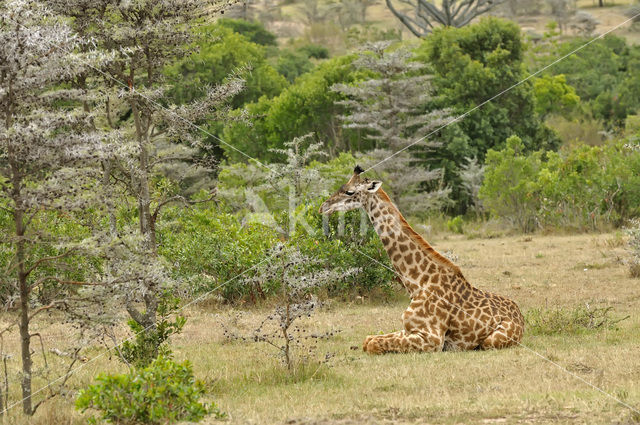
[0,0,114,415]
[386,0,505,37]
[331,42,452,215]
[51,0,245,356]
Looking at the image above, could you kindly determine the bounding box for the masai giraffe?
[319,166,524,354]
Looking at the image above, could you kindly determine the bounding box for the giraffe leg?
[480,320,523,350]
[363,330,443,354]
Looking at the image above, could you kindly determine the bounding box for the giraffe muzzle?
[319,201,331,215]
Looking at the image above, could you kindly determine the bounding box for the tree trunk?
[129,88,158,347]
[10,159,32,415]
[18,249,32,416]
[598,0,604,7]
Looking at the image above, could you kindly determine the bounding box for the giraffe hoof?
[363,336,383,354]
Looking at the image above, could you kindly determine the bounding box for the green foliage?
[0,207,94,305]
[530,35,640,128]
[292,199,395,297]
[480,136,543,232]
[120,292,186,368]
[480,136,640,232]
[420,18,559,157]
[526,305,627,336]
[215,153,395,298]
[275,49,315,83]
[626,115,640,135]
[218,18,277,46]
[223,55,359,162]
[297,44,330,59]
[166,23,288,108]
[275,45,330,83]
[446,216,464,234]
[533,74,580,118]
[159,201,279,301]
[76,356,220,424]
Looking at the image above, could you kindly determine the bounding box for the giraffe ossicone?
[319,166,524,354]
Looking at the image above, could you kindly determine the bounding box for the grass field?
[1,232,639,424]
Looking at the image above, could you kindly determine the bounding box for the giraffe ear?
[367,181,382,193]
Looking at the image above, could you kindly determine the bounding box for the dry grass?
[1,233,640,424]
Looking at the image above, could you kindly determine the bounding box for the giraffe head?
[319,165,382,215]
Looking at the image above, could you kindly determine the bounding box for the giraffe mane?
[375,189,463,276]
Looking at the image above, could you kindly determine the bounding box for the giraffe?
[319,166,524,354]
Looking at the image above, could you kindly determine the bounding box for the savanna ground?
[2,232,639,424]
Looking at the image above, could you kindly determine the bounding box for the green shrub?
[217,18,277,46]
[165,23,287,108]
[480,137,640,231]
[420,18,559,157]
[76,357,221,424]
[120,292,186,368]
[222,55,359,162]
[159,202,279,302]
[528,35,640,128]
[292,199,395,297]
[446,216,464,234]
[479,136,543,232]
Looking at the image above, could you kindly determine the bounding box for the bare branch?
[24,250,74,277]
[29,276,106,292]
[386,0,504,36]
[151,189,217,221]
[27,301,67,323]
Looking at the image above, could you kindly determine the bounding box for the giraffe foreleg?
[480,320,523,350]
[363,330,443,354]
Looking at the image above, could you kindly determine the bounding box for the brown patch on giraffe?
[374,190,463,274]
[408,267,420,280]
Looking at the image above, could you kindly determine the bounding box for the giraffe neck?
[363,189,462,296]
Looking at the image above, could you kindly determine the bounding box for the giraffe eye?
[345,190,355,196]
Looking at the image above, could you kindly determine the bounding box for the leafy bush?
[480,136,640,231]
[159,202,279,302]
[76,357,220,424]
[120,292,186,368]
[446,216,464,234]
[533,74,580,119]
[292,199,395,297]
[217,18,277,46]
[217,151,395,298]
[222,55,359,162]
[419,17,560,157]
[480,136,543,232]
[275,49,315,83]
[166,23,287,108]
[529,35,640,128]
